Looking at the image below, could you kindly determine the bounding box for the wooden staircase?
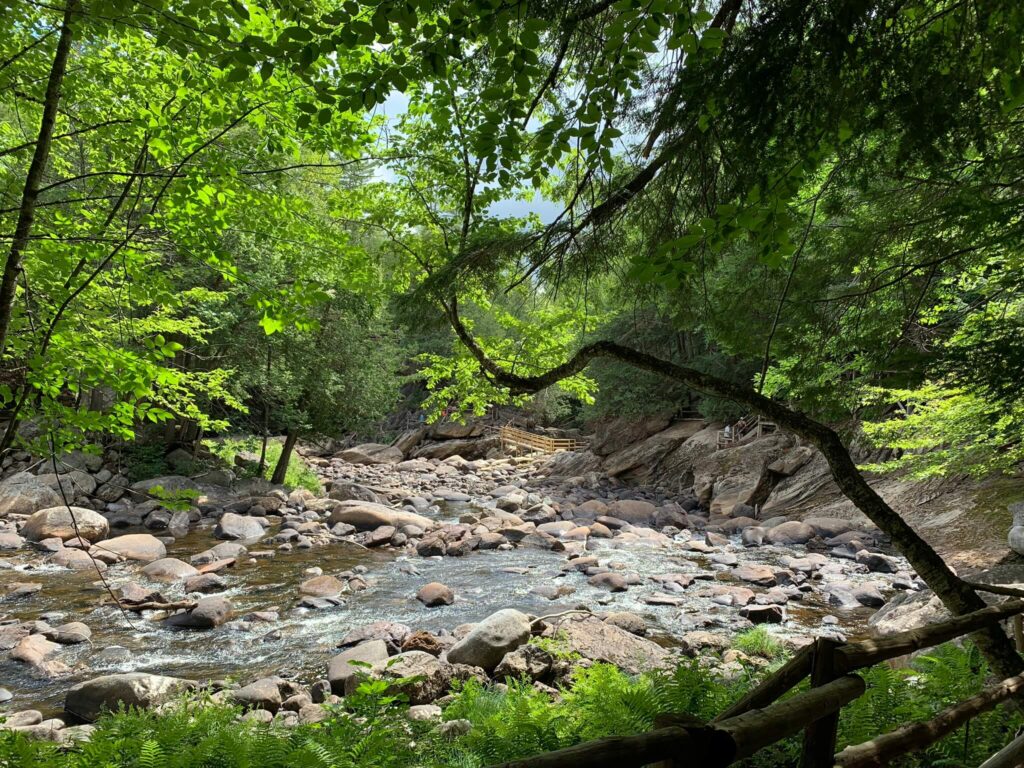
[717,413,777,449]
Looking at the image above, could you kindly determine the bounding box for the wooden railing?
[717,413,777,449]
[496,425,586,454]
[487,593,1024,768]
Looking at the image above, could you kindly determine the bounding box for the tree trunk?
[443,303,1024,682]
[271,429,298,485]
[0,0,79,354]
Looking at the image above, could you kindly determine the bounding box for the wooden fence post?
[801,637,842,768]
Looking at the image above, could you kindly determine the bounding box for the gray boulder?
[329,639,389,695]
[328,501,433,532]
[0,472,61,517]
[214,512,266,541]
[65,673,193,722]
[446,609,532,671]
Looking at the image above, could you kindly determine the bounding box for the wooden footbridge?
[493,424,586,453]
[487,591,1024,768]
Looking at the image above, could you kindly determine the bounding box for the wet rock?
[338,621,411,654]
[328,501,433,531]
[214,512,266,541]
[11,634,60,668]
[0,532,25,549]
[50,547,105,571]
[231,678,283,712]
[22,506,109,543]
[165,596,233,629]
[65,673,193,722]
[190,542,247,565]
[587,572,628,592]
[365,525,397,547]
[90,533,166,563]
[119,583,164,605]
[329,639,389,695]
[417,582,455,607]
[44,622,91,645]
[184,573,227,593]
[142,558,199,582]
[447,609,532,671]
[300,575,345,597]
[740,604,784,624]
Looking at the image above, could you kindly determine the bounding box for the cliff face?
[542,417,1024,570]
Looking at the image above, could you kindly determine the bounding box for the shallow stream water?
[1,502,879,716]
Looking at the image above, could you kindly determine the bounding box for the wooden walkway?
[495,425,586,454]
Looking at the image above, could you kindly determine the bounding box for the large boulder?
[65,673,193,722]
[602,420,706,481]
[430,422,484,440]
[328,639,389,695]
[214,512,267,541]
[165,596,233,629]
[590,414,674,457]
[328,482,383,504]
[128,475,200,502]
[90,533,166,562]
[412,436,499,461]
[336,443,403,465]
[0,472,62,517]
[765,520,816,546]
[446,609,531,671]
[327,501,433,532]
[21,506,109,542]
[551,616,670,674]
[606,499,657,525]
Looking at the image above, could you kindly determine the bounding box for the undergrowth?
[206,436,321,493]
[0,644,1018,768]
[732,627,785,661]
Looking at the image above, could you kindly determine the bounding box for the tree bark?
[0,0,79,355]
[270,429,298,485]
[442,300,1024,681]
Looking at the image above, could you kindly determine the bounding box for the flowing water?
[0,502,881,716]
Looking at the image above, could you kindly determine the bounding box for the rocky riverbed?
[0,439,925,740]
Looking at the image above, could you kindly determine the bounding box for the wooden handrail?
[498,425,585,453]
[835,675,1024,768]
[833,599,1024,673]
[714,643,815,722]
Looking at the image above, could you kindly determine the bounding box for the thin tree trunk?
[0,0,79,354]
[443,301,1024,682]
[270,429,298,486]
